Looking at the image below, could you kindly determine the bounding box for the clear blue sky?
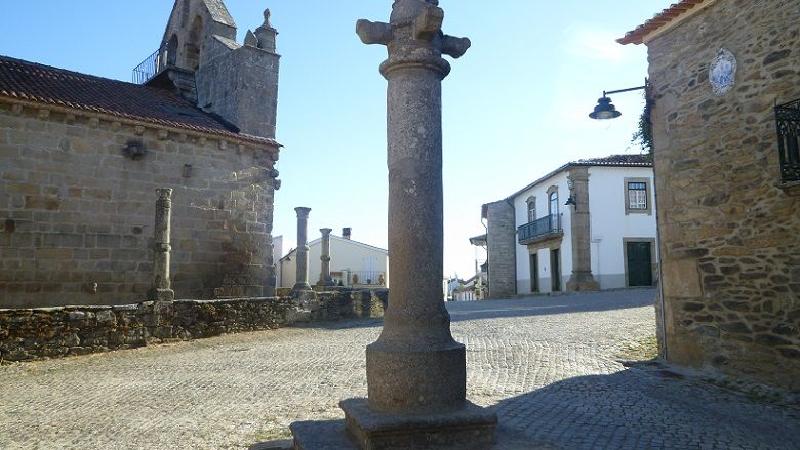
[0,0,662,279]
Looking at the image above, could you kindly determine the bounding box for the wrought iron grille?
[775,99,800,183]
[518,214,562,244]
[132,45,167,85]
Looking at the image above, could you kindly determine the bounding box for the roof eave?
[618,0,717,46]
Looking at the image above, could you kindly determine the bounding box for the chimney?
[343,228,352,240]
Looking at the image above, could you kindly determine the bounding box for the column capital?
[156,188,173,200]
[320,228,333,236]
[294,206,312,218]
[357,0,471,80]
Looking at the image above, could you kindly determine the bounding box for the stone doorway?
[551,248,561,292]
[625,241,653,287]
[530,253,539,292]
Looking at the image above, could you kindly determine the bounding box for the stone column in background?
[149,188,174,301]
[318,228,334,286]
[292,207,312,293]
[566,167,600,292]
[336,1,496,447]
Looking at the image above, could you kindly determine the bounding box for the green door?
[627,242,653,287]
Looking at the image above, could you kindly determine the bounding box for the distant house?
[483,155,657,298]
[451,273,486,302]
[277,228,389,288]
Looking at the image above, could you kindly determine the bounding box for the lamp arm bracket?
[603,85,647,96]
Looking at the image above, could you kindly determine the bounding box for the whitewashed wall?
[512,172,572,294]
[588,166,658,289]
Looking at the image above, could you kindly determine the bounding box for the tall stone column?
[566,167,600,292]
[318,228,334,286]
[292,207,312,293]
[331,1,496,448]
[149,188,174,301]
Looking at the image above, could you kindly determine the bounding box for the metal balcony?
[776,99,800,183]
[518,214,563,245]
[132,45,167,85]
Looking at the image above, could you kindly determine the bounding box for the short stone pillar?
[292,207,312,293]
[318,228,334,286]
[566,167,600,292]
[148,188,174,301]
[308,1,496,448]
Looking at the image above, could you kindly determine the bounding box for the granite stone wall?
[0,289,388,361]
[0,102,280,308]
[647,0,800,390]
[486,200,517,298]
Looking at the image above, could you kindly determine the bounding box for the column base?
[292,282,313,294]
[566,272,600,292]
[341,398,496,449]
[147,288,174,301]
[366,341,466,413]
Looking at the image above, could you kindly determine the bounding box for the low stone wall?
[0,289,388,362]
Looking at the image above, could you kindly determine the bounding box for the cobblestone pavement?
[1,289,799,449]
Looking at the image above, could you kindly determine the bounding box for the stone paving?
[1,289,799,449]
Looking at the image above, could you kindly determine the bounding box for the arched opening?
[548,190,559,217]
[526,196,536,223]
[185,15,203,71]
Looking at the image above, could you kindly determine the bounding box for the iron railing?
[518,214,562,244]
[776,99,800,183]
[132,45,167,85]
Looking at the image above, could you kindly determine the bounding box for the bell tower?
[141,0,280,140]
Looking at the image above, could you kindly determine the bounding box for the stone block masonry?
[0,288,388,362]
[485,200,516,299]
[0,101,280,308]
[645,0,800,391]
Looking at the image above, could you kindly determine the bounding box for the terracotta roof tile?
[0,55,278,146]
[506,154,653,200]
[618,0,710,45]
[573,154,653,166]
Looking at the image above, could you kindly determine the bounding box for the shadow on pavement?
[490,365,800,449]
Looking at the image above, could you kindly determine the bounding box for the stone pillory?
[290,1,497,448]
[149,189,175,302]
[292,207,312,294]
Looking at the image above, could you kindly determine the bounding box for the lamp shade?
[589,96,622,120]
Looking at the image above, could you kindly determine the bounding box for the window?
[628,182,647,209]
[526,197,536,222]
[776,99,800,184]
[624,178,652,215]
[549,191,559,217]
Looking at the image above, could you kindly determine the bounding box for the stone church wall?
[648,0,800,390]
[0,103,278,308]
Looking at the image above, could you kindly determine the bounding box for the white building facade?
[277,230,389,289]
[484,155,657,297]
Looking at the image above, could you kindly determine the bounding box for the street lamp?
[589,82,648,120]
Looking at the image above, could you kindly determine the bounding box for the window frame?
[624,177,652,215]
[526,196,536,223]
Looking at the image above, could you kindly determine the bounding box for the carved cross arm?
[357,19,393,45]
[442,35,471,58]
